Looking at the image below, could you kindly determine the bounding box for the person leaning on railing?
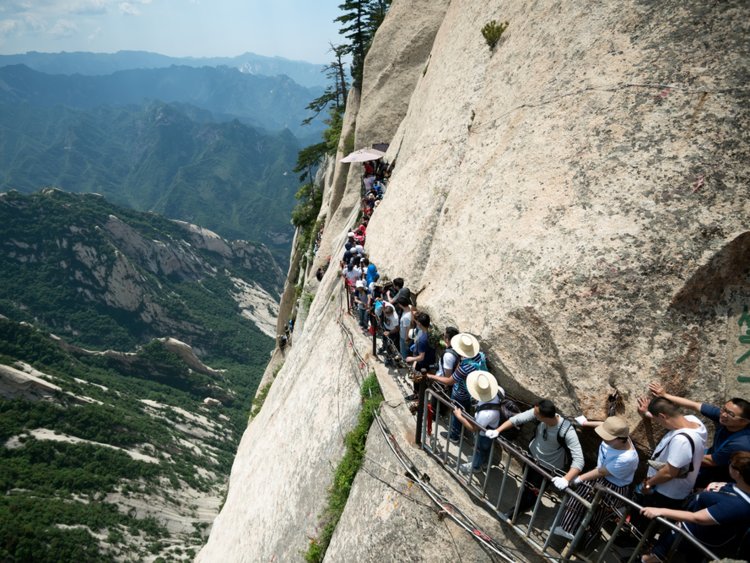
[426,333,487,444]
[552,416,639,541]
[487,399,584,515]
[647,382,750,488]
[451,370,506,475]
[639,451,750,562]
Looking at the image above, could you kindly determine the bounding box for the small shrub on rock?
[482,20,509,49]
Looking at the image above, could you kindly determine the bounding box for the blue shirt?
[700,404,750,465]
[365,264,379,286]
[684,484,750,548]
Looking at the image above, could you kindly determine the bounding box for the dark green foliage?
[0,190,275,360]
[304,374,383,562]
[0,101,300,263]
[0,315,257,557]
[481,20,509,50]
[0,439,162,495]
[335,0,392,88]
[0,496,167,562]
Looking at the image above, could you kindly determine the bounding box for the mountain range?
[0,50,327,88]
[0,64,324,138]
[0,100,300,264]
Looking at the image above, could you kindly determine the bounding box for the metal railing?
[419,386,721,563]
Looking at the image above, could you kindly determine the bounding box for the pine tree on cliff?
[335,0,391,89]
[302,43,349,126]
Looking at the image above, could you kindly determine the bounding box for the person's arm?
[427,372,455,385]
[562,430,584,482]
[644,463,680,489]
[487,418,516,437]
[649,382,702,412]
[640,506,716,526]
[406,351,425,363]
[577,465,611,482]
[453,407,479,432]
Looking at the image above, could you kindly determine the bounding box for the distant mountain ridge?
[0,64,324,137]
[0,50,327,88]
[0,100,299,262]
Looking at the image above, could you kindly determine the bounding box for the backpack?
[462,352,487,372]
[534,417,574,467]
[475,393,521,440]
[650,431,696,479]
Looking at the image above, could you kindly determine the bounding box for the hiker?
[640,451,750,562]
[553,416,639,540]
[452,370,507,474]
[426,333,487,443]
[405,312,435,373]
[362,257,379,290]
[487,399,584,515]
[378,302,400,356]
[353,280,370,331]
[648,382,750,487]
[636,396,707,508]
[397,301,413,360]
[388,277,410,307]
[435,326,460,379]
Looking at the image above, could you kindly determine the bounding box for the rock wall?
[199,0,749,560]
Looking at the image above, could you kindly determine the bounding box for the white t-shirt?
[437,349,458,377]
[598,441,639,487]
[383,311,399,332]
[648,414,707,499]
[399,311,412,340]
[345,267,362,284]
[475,394,503,437]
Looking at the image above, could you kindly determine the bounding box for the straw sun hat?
[450,333,480,358]
[466,370,499,402]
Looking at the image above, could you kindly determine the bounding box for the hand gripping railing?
[419,386,720,562]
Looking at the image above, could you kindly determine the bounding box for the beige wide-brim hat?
[466,370,499,402]
[595,416,630,441]
[450,333,480,358]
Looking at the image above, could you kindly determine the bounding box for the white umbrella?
[340,147,386,163]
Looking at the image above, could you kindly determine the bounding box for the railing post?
[414,370,427,446]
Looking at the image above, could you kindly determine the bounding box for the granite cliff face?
[199,1,749,560]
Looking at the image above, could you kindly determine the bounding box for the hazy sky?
[0,0,343,63]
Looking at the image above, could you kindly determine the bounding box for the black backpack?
[475,393,522,440]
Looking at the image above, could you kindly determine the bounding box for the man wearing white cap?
[426,333,487,443]
[453,371,505,474]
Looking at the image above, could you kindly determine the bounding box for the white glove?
[486,429,500,439]
[552,476,569,491]
[572,477,582,486]
[574,415,587,425]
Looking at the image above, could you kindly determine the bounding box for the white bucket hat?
[450,333,480,358]
[466,370,499,402]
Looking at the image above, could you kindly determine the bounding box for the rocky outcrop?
[201,0,749,560]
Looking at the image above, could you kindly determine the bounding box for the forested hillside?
[0,190,279,560]
[0,101,299,263]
